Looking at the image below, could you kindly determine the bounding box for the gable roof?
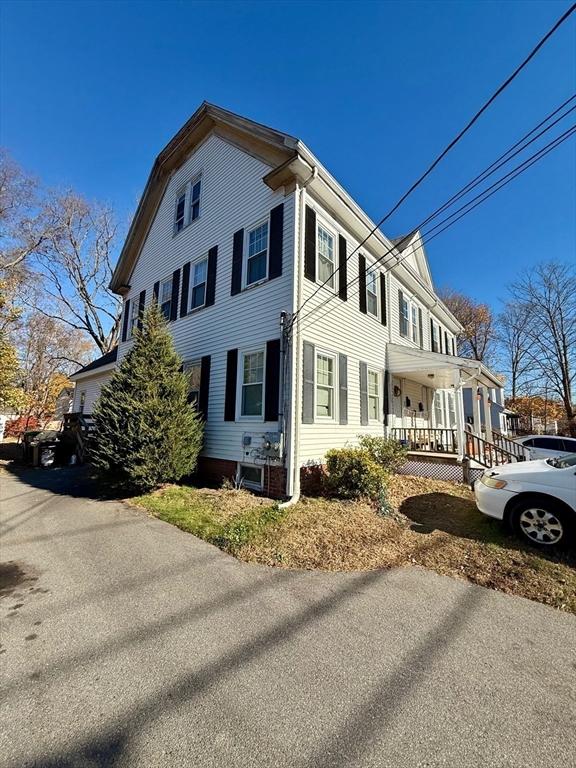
[69,348,118,380]
[109,103,462,333]
[110,102,299,293]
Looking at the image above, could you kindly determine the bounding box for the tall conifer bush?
[91,304,203,492]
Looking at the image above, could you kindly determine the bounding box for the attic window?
[174,191,186,233]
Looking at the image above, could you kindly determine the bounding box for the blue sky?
[1,0,575,310]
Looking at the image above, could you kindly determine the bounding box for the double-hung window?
[368,369,380,421]
[246,222,268,286]
[174,190,186,233]
[159,277,173,320]
[400,294,409,337]
[241,350,264,417]
[411,305,419,344]
[174,176,202,234]
[190,257,208,311]
[183,360,202,407]
[431,322,440,353]
[366,267,379,317]
[129,298,139,338]
[433,391,444,426]
[316,352,335,418]
[317,224,335,288]
[190,178,201,222]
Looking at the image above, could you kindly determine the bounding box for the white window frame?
[315,349,337,420]
[244,218,269,289]
[431,320,440,353]
[316,220,336,291]
[411,304,419,345]
[79,391,86,414]
[189,175,202,223]
[238,347,266,420]
[433,390,445,427]
[366,264,379,318]
[238,463,263,491]
[182,359,202,408]
[128,298,139,339]
[159,276,173,321]
[189,255,208,312]
[367,368,381,422]
[400,294,410,337]
[173,174,203,236]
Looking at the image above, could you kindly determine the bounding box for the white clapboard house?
[69,103,521,497]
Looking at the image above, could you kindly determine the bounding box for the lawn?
[134,476,576,615]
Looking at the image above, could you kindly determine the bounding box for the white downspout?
[280,171,315,508]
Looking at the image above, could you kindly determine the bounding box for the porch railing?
[390,427,457,454]
[491,429,528,460]
[464,431,524,468]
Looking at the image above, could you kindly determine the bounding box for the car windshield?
[546,453,576,469]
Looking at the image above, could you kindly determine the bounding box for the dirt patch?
[0,561,39,599]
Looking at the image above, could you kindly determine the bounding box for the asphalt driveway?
[1,465,575,768]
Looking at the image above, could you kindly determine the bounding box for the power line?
[295,116,576,332]
[291,4,576,324]
[297,126,576,335]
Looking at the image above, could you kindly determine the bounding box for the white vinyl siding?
[71,370,113,414]
[117,134,294,465]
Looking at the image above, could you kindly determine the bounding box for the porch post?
[482,385,493,442]
[453,369,465,461]
[472,381,482,437]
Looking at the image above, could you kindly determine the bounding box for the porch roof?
[387,343,502,389]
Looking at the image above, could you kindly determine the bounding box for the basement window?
[238,464,263,491]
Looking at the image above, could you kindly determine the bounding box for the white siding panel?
[72,372,112,414]
[117,134,295,463]
[297,195,389,465]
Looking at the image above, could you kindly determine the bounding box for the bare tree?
[509,262,576,436]
[30,192,121,354]
[439,288,496,363]
[497,301,533,400]
[0,149,51,271]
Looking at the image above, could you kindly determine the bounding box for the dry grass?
[236,475,576,615]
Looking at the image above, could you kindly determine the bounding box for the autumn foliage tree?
[439,289,495,363]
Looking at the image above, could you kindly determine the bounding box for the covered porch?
[385,344,522,467]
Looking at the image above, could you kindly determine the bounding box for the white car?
[513,434,576,461]
[475,453,576,547]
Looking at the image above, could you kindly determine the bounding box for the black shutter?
[359,361,368,426]
[359,254,367,314]
[399,289,404,335]
[170,269,180,322]
[199,355,211,420]
[304,206,316,282]
[153,281,159,304]
[268,204,283,280]
[430,319,435,352]
[444,331,449,355]
[338,354,348,425]
[121,298,130,342]
[379,273,387,325]
[224,349,238,421]
[138,290,146,329]
[206,246,217,307]
[418,307,423,349]
[231,229,244,296]
[338,235,347,301]
[180,262,190,318]
[264,339,280,422]
[452,337,456,356]
[302,341,315,424]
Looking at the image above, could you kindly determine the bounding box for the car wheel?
[510,499,570,547]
